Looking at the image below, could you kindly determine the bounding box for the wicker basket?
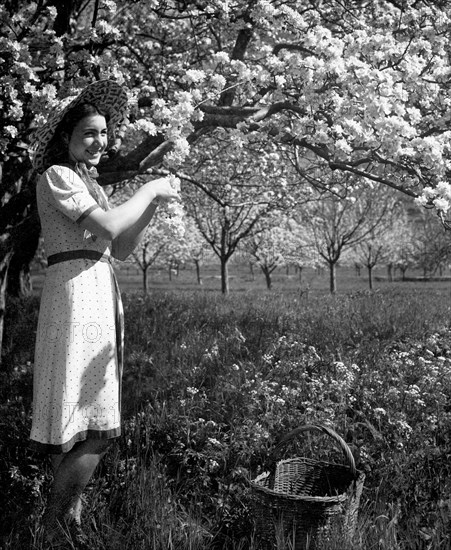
[250,424,365,550]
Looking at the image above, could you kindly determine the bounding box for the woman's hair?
[43,102,110,170]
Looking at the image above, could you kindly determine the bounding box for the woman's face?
[67,114,108,168]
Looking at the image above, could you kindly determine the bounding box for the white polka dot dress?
[30,165,122,453]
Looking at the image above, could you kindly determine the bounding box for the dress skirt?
[30,257,121,453]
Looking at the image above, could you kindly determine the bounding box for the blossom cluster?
[415,181,451,219]
[4,0,451,227]
[158,175,186,239]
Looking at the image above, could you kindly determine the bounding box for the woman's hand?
[147,177,181,202]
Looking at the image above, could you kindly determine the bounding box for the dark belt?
[46,249,124,411]
[47,249,112,267]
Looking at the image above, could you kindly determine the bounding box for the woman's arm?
[110,201,159,261]
[78,177,178,259]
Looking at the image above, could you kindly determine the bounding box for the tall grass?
[2,287,451,549]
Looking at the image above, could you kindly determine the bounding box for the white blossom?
[184,69,206,85]
[5,125,18,138]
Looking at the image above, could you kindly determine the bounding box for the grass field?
[2,264,451,549]
[30,261,451,296]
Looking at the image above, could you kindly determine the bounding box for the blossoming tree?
[2,0,451,352]
[180,134,301,293]
[243,225,291,290]
[351,228,399,291]
[123,220,167,294]
[410,210,451,277]
[243,217,318,290]
[180,217,212,286]
[299,177,398,293]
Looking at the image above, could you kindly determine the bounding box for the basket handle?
[271,424,357,477]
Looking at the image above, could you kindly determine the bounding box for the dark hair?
[43,102,110,170]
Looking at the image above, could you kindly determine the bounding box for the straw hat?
[29,79,128,173]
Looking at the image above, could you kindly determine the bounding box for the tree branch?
[273,43,316,56]
[100,101,421,198]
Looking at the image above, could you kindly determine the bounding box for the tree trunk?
[249,261,254,281]
[194,259,203,285]
[387,263,393,282]
[220,223,230,294]
[49,0,75,35]
[143,267,148,293]
[220,257,229,294]
[8,262,32,297]
[261,266,272,290]
[6,209,40,298]
[0,252,13,365]
[329,262,337,293]
[298,265,303,285]
[368,266,373,290]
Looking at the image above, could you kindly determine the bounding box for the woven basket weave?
[250,424,365,550]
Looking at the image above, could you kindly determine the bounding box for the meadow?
[1,264,451,549]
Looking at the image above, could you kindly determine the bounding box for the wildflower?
[45,5,58,17]
[208,459,220,473]
[396,419,413,437]
[101,0,117,12]
[5,125,18,138]
[351,363,360,373]
[307,345,321,361]
[209,343,219,357]
[387,387,400,398]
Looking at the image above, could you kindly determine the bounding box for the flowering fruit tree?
[2,0,451,353]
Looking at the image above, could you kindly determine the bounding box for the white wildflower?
[5,125,18,138]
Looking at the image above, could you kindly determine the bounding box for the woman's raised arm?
[79,177,179,260]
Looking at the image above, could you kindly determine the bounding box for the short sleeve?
[40,165,101,223]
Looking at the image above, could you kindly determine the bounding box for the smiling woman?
[67,113,109,168]
[28,80,180,547]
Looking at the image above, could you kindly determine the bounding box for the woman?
[29,80,179,546]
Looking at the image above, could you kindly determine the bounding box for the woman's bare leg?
[44,438,110,538]
[50,453,83,524]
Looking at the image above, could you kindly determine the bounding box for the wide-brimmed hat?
[30,79,128,173]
